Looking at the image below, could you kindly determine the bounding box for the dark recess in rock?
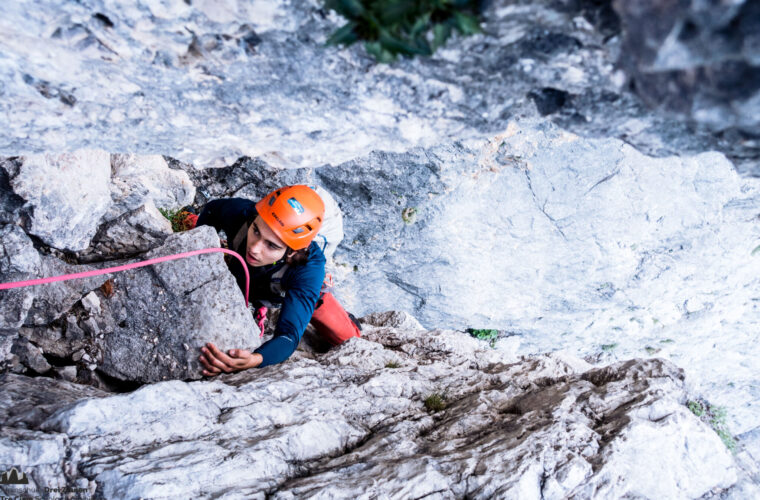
[92,13,114,28]
[242,29,262,55]
[529,87,571,115]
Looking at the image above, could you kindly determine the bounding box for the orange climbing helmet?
[255,185,325,250]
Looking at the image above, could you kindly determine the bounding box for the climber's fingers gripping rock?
[199,342,261,376]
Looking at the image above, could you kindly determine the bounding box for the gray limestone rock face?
[0,332,17,371]
[612,0,760,133]
[0,373,105,496]
[108,153,195,220]
[10,338,51,375]
[18,320,84,361]
[0,317,731,499]
[0,158,26,226]
[0,373,108,429]
[23,255,106,327]
[92,225,259,383]
[5,150,112,252]
[0,0,756,175]
[77,201,173,263]
[308,122,760,438]
[0,224,41,330]
[0,428,70,497]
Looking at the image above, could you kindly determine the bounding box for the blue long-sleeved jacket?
[197,198,326,367]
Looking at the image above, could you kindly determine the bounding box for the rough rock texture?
[612,0,760,133]
[0,316,743,498]
[0,151,193,255]
[77,201,173,263]
[1,150,112,251]
[1,222,258,383]
[92,225,259,383]
[0,373,108,429]
[23,255,106,327]
[0,0,757,174]
[174,121,760,440]
[108,153,195,220]
[0,224,41,330]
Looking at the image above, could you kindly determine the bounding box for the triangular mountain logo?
[0,467,29,484]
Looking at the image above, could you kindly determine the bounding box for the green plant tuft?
[466,328,499,347]
[424,393,446,413]
[644,346,658,355]
[385,361,400,368]
[687,399,737,452]
[323,0,483,62]
[159,207,194,233]
[600,343,618,352]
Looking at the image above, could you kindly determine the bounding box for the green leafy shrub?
[687,399,737,452]
[323,0,483,62]
[466,328,499,347]
[158,207,194,233]
[424,393,446,412]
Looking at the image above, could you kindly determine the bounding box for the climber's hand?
[199,342,262,376]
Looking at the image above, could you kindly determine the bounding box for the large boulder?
[108,153,195,220]
[1,150,112,252]
[91,225,259,383]
[1,223,258,383]
[0,315,739,498]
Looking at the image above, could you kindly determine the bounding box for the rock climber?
[187,185,359,376]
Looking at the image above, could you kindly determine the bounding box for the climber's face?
[245,216,288,267]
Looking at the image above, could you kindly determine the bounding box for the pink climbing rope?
[254,306,268,336]
[0,247,250,308]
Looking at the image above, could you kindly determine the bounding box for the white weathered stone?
[10,322,733,499]
[0,224,41,329]
[81,292,101,315]
[8,150,112,251]
[109,154,195,220]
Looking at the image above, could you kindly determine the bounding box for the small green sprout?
[424,393,446,413]
[466,328,499,348]
[601,343,618,352]
[385,361,400,369]
[687,399,737,452]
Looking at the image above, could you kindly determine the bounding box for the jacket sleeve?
[254,246,326,367]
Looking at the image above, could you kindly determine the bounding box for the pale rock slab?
[5,150,112,251]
